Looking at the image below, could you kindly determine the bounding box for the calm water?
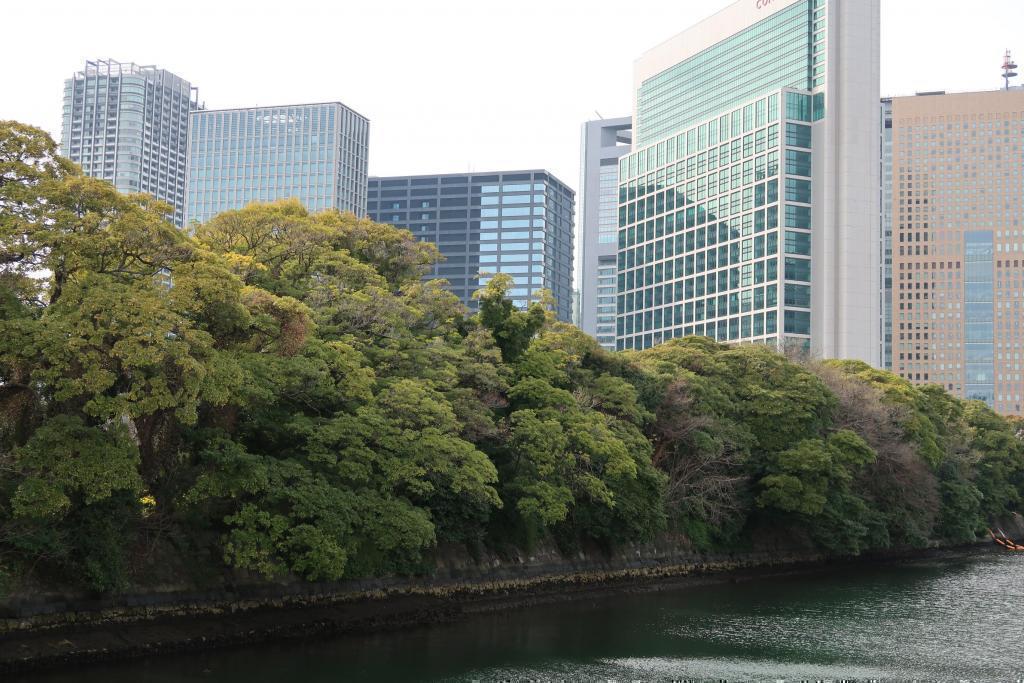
[20,553,1024,682]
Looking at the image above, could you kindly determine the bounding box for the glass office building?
[368,171,575,322]
[61,59,197,227]
[618,0,881,365]
[185,102,369,225]
[889,89,1024,414]
[579,118,632,350]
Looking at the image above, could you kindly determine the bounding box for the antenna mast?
[1003,50,1018,90]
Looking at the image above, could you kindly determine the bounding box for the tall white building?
[616,0,881,365]
[579,117,632,350]
[61,59,197,227]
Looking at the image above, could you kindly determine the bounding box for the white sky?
[2,0,1021,194]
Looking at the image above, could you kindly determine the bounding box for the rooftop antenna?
[1003,49,1018,90]
[594,110,604,120]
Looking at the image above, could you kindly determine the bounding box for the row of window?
[369,183,558,197]
[619,256,813,310]
[617,312,809,352]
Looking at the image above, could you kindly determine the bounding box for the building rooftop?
[369,170,575,197]
[76,58,162,78]
[70,58,197,101]
[191,101,369,122]
[883,86,1024,99]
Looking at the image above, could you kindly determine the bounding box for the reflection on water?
[17,553,1024,682]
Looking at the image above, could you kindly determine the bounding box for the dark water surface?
[19,553,1024,681]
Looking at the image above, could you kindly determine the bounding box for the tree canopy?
[1,120,1023,594]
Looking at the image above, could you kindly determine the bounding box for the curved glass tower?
[61,59,197,227]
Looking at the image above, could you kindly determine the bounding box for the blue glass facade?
[185,102,368,226]
[964,231,995,404]
[616,90,813,351]
[368,172,575,322]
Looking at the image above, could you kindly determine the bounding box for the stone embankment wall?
[0,535,816,634]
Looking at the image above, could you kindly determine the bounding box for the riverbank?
[0,539,1009,676]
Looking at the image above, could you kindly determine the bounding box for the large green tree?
[2,120,1023,595]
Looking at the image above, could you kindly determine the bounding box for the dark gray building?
[368,171,575,321]
[579,117,631,350]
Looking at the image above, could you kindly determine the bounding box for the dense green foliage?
[2,121,1023,593]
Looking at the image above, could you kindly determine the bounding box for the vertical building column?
[815,0,881,364]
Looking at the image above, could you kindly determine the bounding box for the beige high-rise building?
[890,89,1024,415]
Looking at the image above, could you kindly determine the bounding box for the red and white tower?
[1002,50,1018,90]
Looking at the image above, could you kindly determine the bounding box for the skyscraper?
[185,102,369,226]
[889,89,1024,415]
[368,171,575,321]
[61,59,197,227]
[616,0,881,364]
[579,117,632,350]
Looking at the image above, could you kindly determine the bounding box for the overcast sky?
[3,0,1022,193]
